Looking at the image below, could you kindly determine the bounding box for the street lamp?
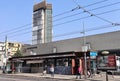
[101,50,109,81]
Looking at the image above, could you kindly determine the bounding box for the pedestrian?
[76,65,81,79]
[43,65,47,76]
[87,69,91,78]
[50,64,54,77]
[12,64,15,74]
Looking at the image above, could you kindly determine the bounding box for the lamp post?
[101,51,109,81]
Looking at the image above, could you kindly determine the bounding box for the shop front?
[9,51,96,75]
[9,52,76,74]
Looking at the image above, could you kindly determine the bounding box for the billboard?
[97,55,117,70]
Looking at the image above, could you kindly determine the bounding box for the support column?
[72,59,75,74]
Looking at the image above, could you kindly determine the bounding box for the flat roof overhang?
[9,51,76,61]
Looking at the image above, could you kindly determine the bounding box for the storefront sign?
[90,52,97,58]
[90,52,97,56]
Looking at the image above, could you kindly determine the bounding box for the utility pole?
[4,36,7,58]
[82,22,87,79]
[3,36,7,73]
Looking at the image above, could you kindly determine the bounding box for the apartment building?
[0,42,5,67]
[5,42,22,57]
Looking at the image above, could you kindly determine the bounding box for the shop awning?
[9,51,76,61]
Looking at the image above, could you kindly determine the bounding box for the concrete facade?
[0,42,5,67]
[5,42,23,57]
[32,1,52,45]
[24,30,120,55]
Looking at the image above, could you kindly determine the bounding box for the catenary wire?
[72,0,114,24]
[53,8,120,27]
[53,1,120,22]
[20,23,120,43]
[0,26,32,37]
[2,8,120,40]
[2,2,119,37]
[0,0,108,36]
[1,0,119,43]
[53,0,108,17]
[0,23,32,35]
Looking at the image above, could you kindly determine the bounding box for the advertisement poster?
[97,55,116,70]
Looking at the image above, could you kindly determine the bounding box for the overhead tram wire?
[7,30,31,38]
[53,23,120,38]
[0,0,107,35]
[0,0,107,36]
[3,8,120,40]
[0,31,32,40]
[53,8,120,27]
[17,1,120,43]
[2,2,119,37]
[53,0,108,17]
[1,0,118,41]
[50,22,120,39]
[0,23,32,35]
[53,0,108,21]
[53,1,120,22]
[21,22,120,43]
[72,0,115,25]
[21,23,120,43]
[86,24,120,32]
[3,7,120,39]
[0,26,32,38]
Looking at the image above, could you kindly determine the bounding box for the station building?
[10,30,120,74]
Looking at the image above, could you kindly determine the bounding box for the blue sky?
[0,0,120,44]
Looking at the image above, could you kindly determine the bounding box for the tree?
[13,49,22,57]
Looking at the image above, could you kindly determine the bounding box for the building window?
[56,58,69,66]
[47,59,55,66]
[8,43,14,47]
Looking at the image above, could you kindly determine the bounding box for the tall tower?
[32,1,52,45]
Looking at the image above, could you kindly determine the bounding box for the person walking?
[87,69,92,78]
[50,64,54,77]
[42,65,47,76]
[76,65,81,79]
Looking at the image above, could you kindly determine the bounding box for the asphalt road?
[0,74,71,81]
[0,73,120,81]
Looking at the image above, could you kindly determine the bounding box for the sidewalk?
[5,72,120,81]
[7,73,77,80]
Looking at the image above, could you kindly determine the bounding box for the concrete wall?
[24,30,120,55]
